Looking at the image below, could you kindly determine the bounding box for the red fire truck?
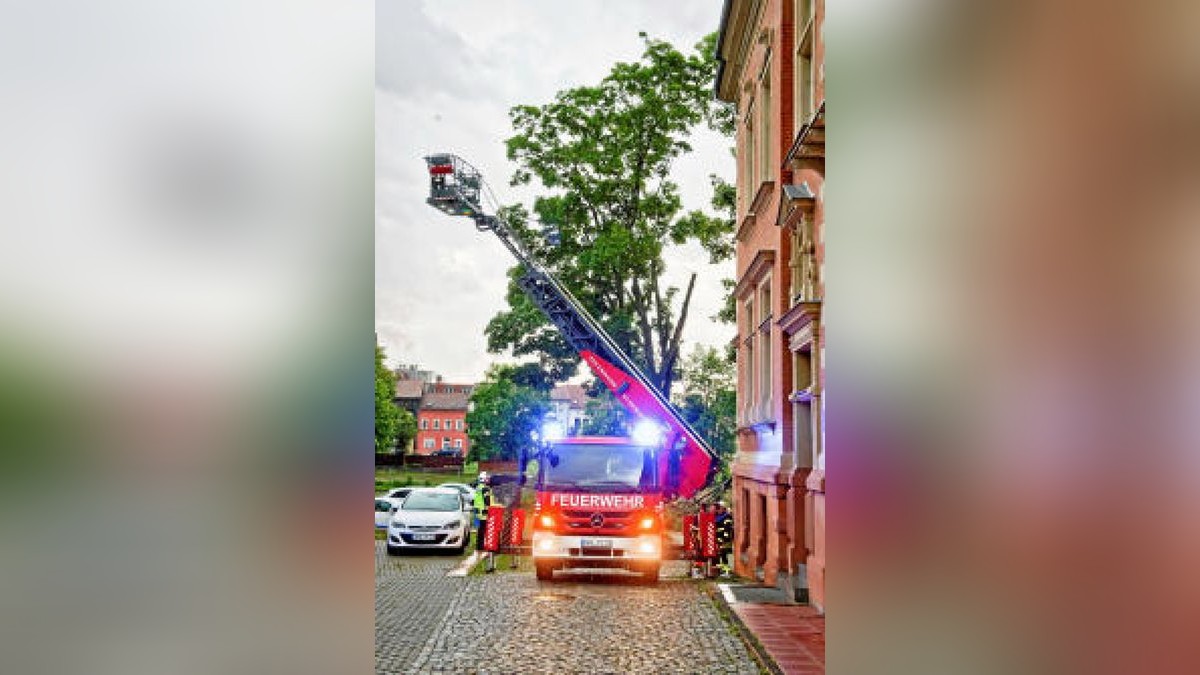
[423,154,719,582]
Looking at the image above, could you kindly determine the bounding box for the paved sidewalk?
[716,584,825,675]
[376,542,759,673]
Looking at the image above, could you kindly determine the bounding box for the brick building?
[715,0,825,610]
[411,378,476,456]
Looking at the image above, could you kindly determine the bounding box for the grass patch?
[375,464,479,493]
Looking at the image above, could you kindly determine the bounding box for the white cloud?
[375,0,735,381]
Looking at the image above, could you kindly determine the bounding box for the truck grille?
[559,510,631,533]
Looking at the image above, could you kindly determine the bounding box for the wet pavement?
[375,542,761,674]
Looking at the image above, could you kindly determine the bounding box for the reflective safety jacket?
[715,513,734,548]
[473,485,494,518]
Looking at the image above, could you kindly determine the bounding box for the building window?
[794,0,815,129]
[758,54,772,184]
[758,278,773,413]
[743,101,756,210]
[454,439,462,449]
[455,419,463,430]
[423,438,434,449]
[792,349,815,468]
[432,419,440,430]
[420,418,429,430]
[741,298,755,423]
[442,437,451,449]
[790,217,818,303]
[444,418,452,430]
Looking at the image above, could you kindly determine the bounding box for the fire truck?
[423,154,718,582]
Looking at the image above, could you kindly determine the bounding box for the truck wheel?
[642,565,660,583]
[535,562,554,581]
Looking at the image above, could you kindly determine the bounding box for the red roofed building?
[414,386,473,456]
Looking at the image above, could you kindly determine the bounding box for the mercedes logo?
[589,513,605,528]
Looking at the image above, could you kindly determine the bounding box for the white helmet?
[478,471,490,483]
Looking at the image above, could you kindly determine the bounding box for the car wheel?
[535,562,554,581]
[386,545,402,556]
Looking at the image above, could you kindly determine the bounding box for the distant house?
[549,384,589,435]
[414,387,472,456]
[394,379,424,417]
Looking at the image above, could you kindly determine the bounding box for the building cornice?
[714,0,764,102]
[777,182,816,230]
[733,249,776,299]
[778,300,822,345]
[784,100,825,170]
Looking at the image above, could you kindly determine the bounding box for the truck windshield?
[540,443,654,492]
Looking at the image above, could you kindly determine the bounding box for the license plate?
[412,533,436,541]
[581,538,612,548]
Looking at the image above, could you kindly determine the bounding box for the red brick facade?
[716,0,825,611]
[413,383,474,456]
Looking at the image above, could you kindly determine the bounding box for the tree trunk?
[658,273,697,398]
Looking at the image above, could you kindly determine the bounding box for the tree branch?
[660,273,697,395]
[628,277,658,376]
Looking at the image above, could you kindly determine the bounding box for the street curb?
[706,584,784,675]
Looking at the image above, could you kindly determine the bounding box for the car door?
[375,499,395,529]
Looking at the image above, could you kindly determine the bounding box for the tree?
[375,343,415,452]
[466,364,551,462]
[487,32,735,398]
[675,345,737,466]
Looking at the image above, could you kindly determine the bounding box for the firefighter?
[473,472,494,550]
[691,503,711,579]
[473,472,499,572]
[715,501,734,578]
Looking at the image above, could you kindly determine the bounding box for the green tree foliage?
[375,344,415,452]
[488,33,735,397]
[466,364,551,462]
[675,345,737,468]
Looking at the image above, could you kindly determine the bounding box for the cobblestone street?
[375,542,761,674]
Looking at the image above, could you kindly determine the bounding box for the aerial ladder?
[423,153,718,499]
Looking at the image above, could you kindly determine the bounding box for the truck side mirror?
[663,433,688,496]
[666,447,682,495]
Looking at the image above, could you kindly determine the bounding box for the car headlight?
[444,521,462,529]
[390,521,407,529]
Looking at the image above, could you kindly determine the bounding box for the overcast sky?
[376,0,735,382]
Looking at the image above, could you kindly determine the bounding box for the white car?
[439,482,475,499]
[382,487,414,501]
[386,488,471,555]
[437,483,476,509]
[374,498,398,529]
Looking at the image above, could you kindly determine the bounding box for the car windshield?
[540,443,653,492]
[401,492,460,512]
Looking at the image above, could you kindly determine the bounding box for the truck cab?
[528,435,666,582]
